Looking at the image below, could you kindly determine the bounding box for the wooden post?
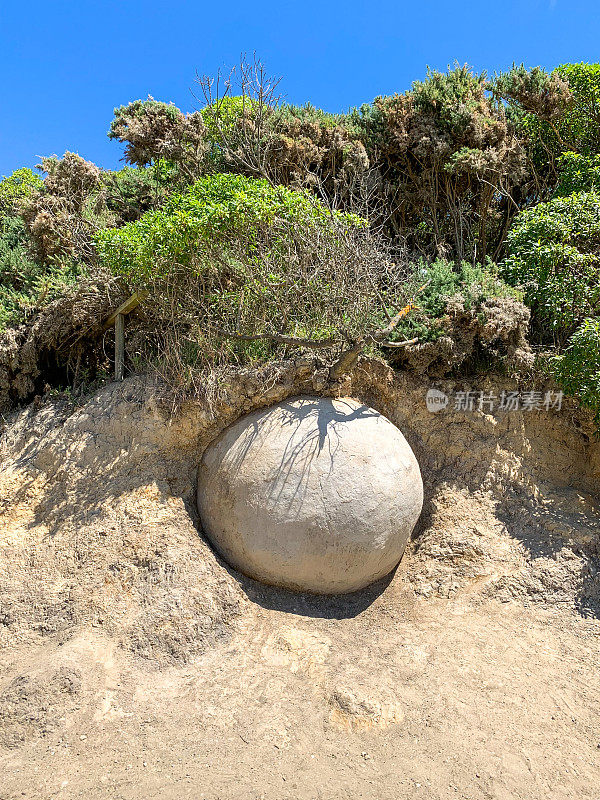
[102,291,148,383]
[114,312,125,381]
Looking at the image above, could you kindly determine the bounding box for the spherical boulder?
[197,396,423,594]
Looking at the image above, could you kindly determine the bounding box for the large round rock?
[197,396,423,594]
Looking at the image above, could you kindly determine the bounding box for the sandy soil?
[0,362,599,799]
[1,581,599,800]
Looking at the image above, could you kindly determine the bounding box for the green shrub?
[554,152,600,196]
[96,172,365,282]
[95,173,402,382]
[0,168,43,212]
[200,96,249,142]
[504,190,600,343]
[389,259,521,343]
[553,63,600,155]
[0,214,81,331]
[505,165,600,418]
[0,167,87,331]
[552,318,600,419]
[103,163,173,223]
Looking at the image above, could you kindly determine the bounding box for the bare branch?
[193,53,283,182]
[380,337,419,348]
[328,280,427,380]
[329,341,365,381]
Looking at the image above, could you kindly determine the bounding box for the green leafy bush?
[0,168,43,212]
[0,213,80,330]
[0,166,93,331]
[103,163,174,223]
[553,63,600,155]
[200,96,249,141]
[96,172,364,282]
[554,152,600,196]
[389,259,521,343]
[504,190,600,343]
[96,173,405,385]
[552,318,600,419]
[505,154,600,417]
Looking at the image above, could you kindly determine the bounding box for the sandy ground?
[1,572,599,800]
[1,365,599,798]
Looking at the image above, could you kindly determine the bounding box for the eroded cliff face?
[0,357,598,663]
[1,359,599,799]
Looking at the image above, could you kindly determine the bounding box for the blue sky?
[0,0,597,177]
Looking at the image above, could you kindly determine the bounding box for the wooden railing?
[102,291,148,381]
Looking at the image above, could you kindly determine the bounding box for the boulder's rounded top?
[198,396,423,594]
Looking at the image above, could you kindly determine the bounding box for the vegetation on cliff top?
[2,58,600,418]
